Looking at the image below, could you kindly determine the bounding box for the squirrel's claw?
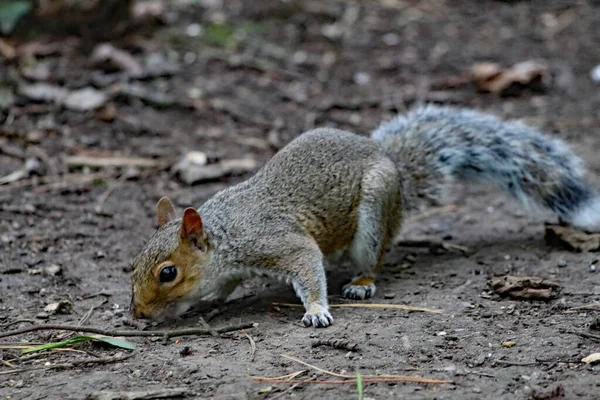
[302,303,334,328]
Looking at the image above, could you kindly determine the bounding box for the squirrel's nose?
[131,304,148,319]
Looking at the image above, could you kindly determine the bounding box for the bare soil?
[1,1,600,399]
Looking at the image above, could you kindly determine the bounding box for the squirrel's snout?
[131,303,149,319]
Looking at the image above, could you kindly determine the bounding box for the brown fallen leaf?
[544,224,600,252]
[471,61,547,96]
[489,275,561,301]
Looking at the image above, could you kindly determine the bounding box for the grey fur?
[372,105,600,229]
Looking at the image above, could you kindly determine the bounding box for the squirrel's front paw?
[302,303,334,328]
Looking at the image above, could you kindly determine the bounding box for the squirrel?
[130,105,600,327]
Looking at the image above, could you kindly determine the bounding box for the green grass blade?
[356,371,363,400]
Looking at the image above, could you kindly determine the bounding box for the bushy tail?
[371,105,600,232]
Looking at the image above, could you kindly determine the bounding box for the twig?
[0,354,134,376]
[273,302,442,313]
[394,240,471,255]
[79,299,109,326]
[241,329,256,361]
[280,354,451,384]
[0,319,35,328]
[197,317,218,337]
[87,388,193,400]
[0,322,256,340]
[251,377,450,385]
[94,175,127,214]
[0,172,112,191]
[65,155,173,169]
[560,329,600,342]
[311,339,359,352]
[566,303,600,312]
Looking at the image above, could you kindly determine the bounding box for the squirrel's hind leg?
[343,158,403,300]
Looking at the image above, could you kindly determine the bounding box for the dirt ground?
[1,0,600,399]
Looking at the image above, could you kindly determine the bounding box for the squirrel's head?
[130,197,211,322]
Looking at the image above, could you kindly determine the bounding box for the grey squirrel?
[130,105,600,327]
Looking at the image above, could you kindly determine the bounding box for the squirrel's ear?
[180,208,206,250]
[156,197,177,228]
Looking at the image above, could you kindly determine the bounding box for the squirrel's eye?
[159,265,178,283]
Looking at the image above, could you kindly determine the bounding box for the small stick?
[0,322,255,340]
[311,339,359,352]
[241,329,256,360]
[65,155,172,169]
[394,240,471,255]
[280,354,451,384]
[78,299,109,326]
[250,377,451,385]
[0,354,134,376]
[560,329,600,342]
[196,317,218,337]
[566,303,600,312]
[0,319,35,328]
[273,302,442,313]
[0,172,112,191]
[94,176,126,214]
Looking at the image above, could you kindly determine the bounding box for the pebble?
[384,292,396,299]
[590,264,596,273]
[36,312,49,319]
[591,65,600,82]
[557,259,568,268]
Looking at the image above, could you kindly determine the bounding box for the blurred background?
[1,1,600,398]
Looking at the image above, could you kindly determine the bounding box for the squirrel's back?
[372,105,600,231]
[200,128,392,256]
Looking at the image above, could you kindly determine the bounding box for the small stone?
[95,251,106,259]
[36,312,49,319]
[557,259,568,268]
[473,387,482,393]
[44,264,62,276]
[590,263,597,272]
[591,65,600,82]
[384,292,396,299]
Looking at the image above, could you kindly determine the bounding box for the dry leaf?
[489,276,561,301]
[471,61,547,96]
[91,43,143,76]
[581,353,600,365]
[173,156,258,185]
[63,88,108,111]
[544,224,600,252]
[18,83,108,111]
[44,300,73,315]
